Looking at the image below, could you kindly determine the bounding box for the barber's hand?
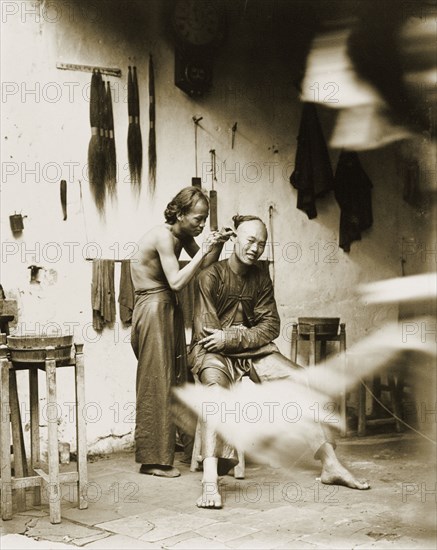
[203,229,234,254]
[198,327,226,352]
[202,232,224,254]
[217,227,236,241]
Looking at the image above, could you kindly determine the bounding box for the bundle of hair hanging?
[127,65,143,193]
[148,54,156,195]
[106,81,117,200]
[88,70,105,214]
[87,70,117,215]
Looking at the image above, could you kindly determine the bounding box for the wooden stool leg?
[290,323,298,363]
[45,349,61,524]
[309,326,316,366]
[388,374,403,433]
[74,343,88,510]
[358,380,367,436]
[29,368,41,506]
[190,420,202,472]
[1,348,12,520]
[339,324,347,436]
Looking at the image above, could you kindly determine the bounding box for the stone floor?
[1,431,436,549]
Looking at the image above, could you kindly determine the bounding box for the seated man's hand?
[198,327,226,352]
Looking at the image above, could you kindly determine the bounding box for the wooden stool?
[0,341,88,523]
[291,317,347,436]
[350,351,404,436]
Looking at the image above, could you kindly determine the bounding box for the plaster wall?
[1,0,434,454]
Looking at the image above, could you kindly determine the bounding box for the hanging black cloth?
[289,103,334,219]
[334,151,373,252]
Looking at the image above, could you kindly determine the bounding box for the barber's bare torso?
[130,225,191,291]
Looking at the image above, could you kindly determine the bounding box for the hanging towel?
[289,102,334,219]
[91,259,116,331]
[334,151,373,252]
[118,259,135,326]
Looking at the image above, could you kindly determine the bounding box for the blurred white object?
[360,273,436,303]
[300,29,381,109]
[174,318,435,466]
[330,104,412,150]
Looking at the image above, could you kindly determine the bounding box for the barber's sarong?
[131,287,187,465]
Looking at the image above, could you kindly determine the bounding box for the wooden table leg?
[74,343,88,510]
[9,370,28,511]
[45,348,61,524]
[29,368,41,506]
[1,346,13,520]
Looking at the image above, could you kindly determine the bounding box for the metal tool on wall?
[60,180,67,220]
[231,122,238,149]
[148,55,156,195]
[209,149,218,231]
[192,115,203,188]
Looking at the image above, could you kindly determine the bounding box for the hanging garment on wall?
[334,151,373,252]
[289,103,334,219]
[148,54,156,195]
[118,259,135,325]
[91,259,116,331]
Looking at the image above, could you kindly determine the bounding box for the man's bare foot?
[196,480,222,508]
[321,461,369,490]
[139,464,181,478]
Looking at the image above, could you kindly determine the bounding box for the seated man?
[188,214,369,509]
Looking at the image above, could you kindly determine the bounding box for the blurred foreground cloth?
[173,317,436,467]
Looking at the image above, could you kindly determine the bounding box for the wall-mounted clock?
[171,0,225,50]
[174,49,213,97]
[170,0,226,96]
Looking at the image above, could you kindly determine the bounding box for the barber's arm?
[200,228,235,268]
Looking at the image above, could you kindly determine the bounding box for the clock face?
[172,0,224,47]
